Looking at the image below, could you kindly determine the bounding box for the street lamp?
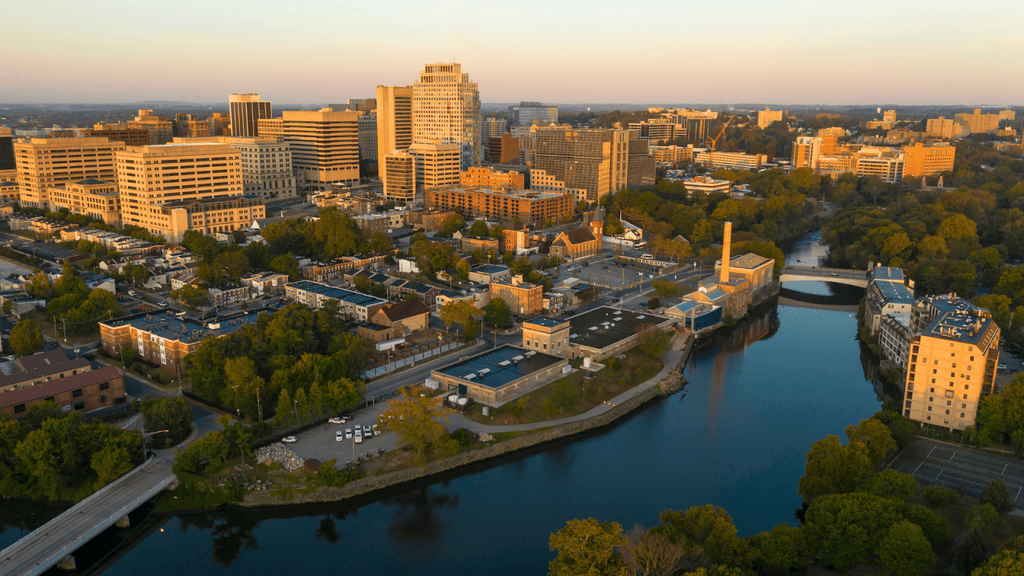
[140,429,169,462]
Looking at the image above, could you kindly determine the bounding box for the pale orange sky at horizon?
[2,0,1022,105]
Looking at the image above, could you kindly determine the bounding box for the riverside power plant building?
[431,345,568,407]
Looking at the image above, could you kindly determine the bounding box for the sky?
[2,0,1022,106]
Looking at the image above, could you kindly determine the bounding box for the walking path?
[449,347,685,434]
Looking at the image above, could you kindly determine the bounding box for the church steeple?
[590,204,605,238]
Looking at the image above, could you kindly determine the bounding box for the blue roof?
[435,345,562,389]
[100,309,267,344]
[474,264,509,275]
[525,317,567,328]
[870,279,914,306]
[288,281,387,307]
[673,301,702,313]
[703,288,728,301]
[873,266,905,282]
[919,295,998,346]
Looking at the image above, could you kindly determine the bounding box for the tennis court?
[890,438,1024,507]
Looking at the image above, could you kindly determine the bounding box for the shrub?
[450,428,471,447]
[982,479,1013,514]
[922,485,959,508]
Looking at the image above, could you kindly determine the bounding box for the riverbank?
[237,335,693,508]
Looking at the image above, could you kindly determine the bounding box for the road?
[0,458,177,576]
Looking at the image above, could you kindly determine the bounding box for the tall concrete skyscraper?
[376,85,413,187]
[412,63,481,166]
[281,108,360,187]
[229,93,272,138]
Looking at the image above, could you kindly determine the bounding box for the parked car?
[335,431,344,441]
[354,432,363,444]
[282,436,297,444]
[373,425,380,437]
[363,425,372,436]
[329,417,344,424]
[345,428,352,438]
[998,364,1007,370]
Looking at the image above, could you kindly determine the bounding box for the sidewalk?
[449,347,684,434]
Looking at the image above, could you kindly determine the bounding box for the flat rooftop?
[288,280,387,307]
[566,306,670,351]
[920,296,997,346]
[524,317,567,329]
[473,264,510,275]
[100,309,268,344]
[435,345,562,389]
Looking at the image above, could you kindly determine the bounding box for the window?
[952,363,957,368]
[928,406,932,411]
[73,402,85,411]
[99,382,109,391]
[963,394,968,399]
[934,360,939,365]
[961,413,965,419]
[13,404,26,414]
[946,409,950,415]
[962,403,967,409]
[930,387,935,393]
[945,390,954,398]
[72,389,83,398]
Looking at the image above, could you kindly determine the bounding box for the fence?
[362,336,462,380]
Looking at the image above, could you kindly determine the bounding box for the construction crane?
[705,115,735,151]
[704,115,735,170]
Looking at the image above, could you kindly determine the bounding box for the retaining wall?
[241,364,687,507]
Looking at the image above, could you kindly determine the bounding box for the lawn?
[461,347,663,426]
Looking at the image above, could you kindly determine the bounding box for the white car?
[373,425,380,437]
[345,428,352,439]
[354,431,363,444]
[363,425,372,436]
[329,417,344,424]
[282,436,297,444]
[335,431,344,442]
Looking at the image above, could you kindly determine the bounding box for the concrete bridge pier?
[116,515,130,528]
[57,555,76,571]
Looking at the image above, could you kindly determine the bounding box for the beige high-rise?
[14,137,124,209]
[412,63,481,166]
[128,110,173,144]
[408,142,461,191]
[115,142,264,242]
[281,109,360,186]
[376,85,413,187]
[229,93,272,138]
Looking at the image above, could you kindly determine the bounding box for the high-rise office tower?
[0,128,15,171]
[14,137,124,209]
[376,86,413,186]
[115,142,264,242]
[281,109,360,187]
[412,63,481,166]
[229,93,272,138]
[383,150,416,201]
[508,102,558,126]
[533,126,654,202]
[128,110,174,144]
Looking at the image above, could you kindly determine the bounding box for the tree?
[844,417,897,465]
[369,231,392,255]
[138,397,192,446]
[223,356,266,419]
[798,434,872,502]
[619,525,703,576]
[10,319,43,357]
[468,219,490,237]
[636,325,669,359]
[656,505,753,569]
[91,432,142,488]
[802,492,904,572]
[548,518,624,576]
[862,469,916,501]
[378,389,458,465]
[983,479,1014,514]
[484,297,513,327]
[268,253,302,280]
[876,520,937,576]
[971,550,1024,576]
[651,280,678,297]
[439,300,483,338]
[438,213,465,236]
[750,524,807,576]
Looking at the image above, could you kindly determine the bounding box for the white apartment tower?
[412,63,481,167]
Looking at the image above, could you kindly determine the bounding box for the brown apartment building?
[0,349,125,419]
[426,185,573,226]
[490,275,543,317]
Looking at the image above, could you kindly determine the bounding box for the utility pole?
[256,387,262,422]
[62,318,67,344]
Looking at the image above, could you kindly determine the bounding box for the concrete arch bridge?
[779,265,869,288]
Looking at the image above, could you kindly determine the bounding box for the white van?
[128,290,137,297]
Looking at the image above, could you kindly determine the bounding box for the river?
[5,232,884,575]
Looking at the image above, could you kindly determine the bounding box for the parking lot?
[889,438,1024,507]
[285,395,412,469]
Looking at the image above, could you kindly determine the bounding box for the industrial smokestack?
[720,221,732,284]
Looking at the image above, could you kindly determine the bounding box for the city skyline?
[2,0,1022,106]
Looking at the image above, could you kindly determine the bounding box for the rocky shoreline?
[239,364,688,508]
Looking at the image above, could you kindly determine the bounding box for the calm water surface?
[6,231,883,575]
